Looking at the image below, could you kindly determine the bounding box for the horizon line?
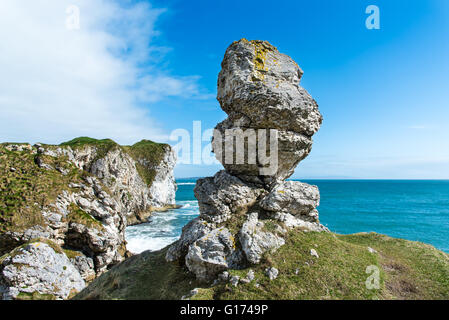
[175,177,449,181]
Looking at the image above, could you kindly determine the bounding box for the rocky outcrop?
[213,39,322,185]
[194,170,264,223]
[166,218,214,262]
[185,228,243,282]
[44,139,177,224]
[0,138,177,299]
[216,40,322,136]
[239,212,285,264]
[167,39,327,282]
[0,240,85,300]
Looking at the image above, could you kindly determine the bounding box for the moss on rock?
[0,145,85,236]
[59,137,169,188]
[60,137,119,162]
[67,204,104,231]
[123,140,169,187]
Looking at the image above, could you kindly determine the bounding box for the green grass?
[60,137,169,187]
[338,233,449,299]
[60,137,119,161]
[16,291,56,300]
[74,231,449,300]
[0,146,85,244]
[193,231,382,300]
[123,140,169,187]
[63,248,82,260]
[67,204,104,231]
[74,247,203,300]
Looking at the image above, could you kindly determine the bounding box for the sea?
[125,179,449,254]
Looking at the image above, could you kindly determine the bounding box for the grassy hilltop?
[60,137,169,187]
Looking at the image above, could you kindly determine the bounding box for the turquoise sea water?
[126,179,449,253]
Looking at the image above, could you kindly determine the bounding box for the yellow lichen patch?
[250,40,276,82]
[229,235,236,250]
[278,190,285,194]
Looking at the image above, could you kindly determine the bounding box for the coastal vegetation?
[75,231,449,300]
[0,143,83,238]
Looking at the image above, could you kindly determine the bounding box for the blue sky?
[1,0,448,179]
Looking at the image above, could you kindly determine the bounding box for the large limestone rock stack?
[166,39,327,282]
[215,39,322,185]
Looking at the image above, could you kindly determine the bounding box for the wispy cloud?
[0,0,207,145]
[407,125,429,130]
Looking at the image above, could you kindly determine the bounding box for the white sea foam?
[177,182,196,185]
[125,200,200,254]
[126,236,179,254]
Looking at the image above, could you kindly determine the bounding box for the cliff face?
[56,138,177,225]
[0,138,176,300]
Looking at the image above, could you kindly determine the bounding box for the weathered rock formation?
[213,39,322,185]
[44,138,177,225]
[0,138,176,299]
[0,240,85,300]
[167,39,328,282]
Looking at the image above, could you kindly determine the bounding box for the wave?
[126,236,178,254]
[177,182,196,185]
[178,200,199,209]
[125,199,200,253]
[181,203,199,209]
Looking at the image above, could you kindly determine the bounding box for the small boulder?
[166,217,213,262]
[239,212,285,264]
[0,241,85,300]
[260,181,320,219]
[310,249,319,258]
[246,269,255,282]
[265,267,279,280]
[194,171,263,223]
[218,271,230,282]
[230,275,240,287]
[185,228,243,282]
[70,254,96,282]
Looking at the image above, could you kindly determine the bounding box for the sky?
[0,0,448,179]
